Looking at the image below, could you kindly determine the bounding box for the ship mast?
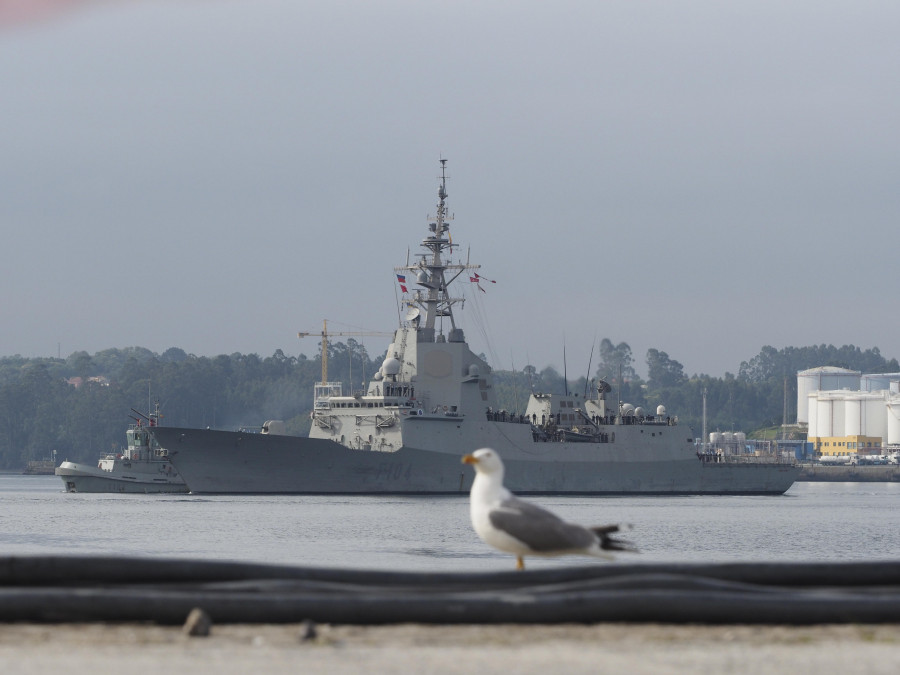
[396,159,479,342]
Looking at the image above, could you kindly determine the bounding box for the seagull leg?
[516,555,525,571]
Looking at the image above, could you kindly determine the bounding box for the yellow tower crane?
[298,320,394,385]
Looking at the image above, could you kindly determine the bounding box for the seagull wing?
[488,496,596,553]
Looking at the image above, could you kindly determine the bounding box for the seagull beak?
[461,454,478,465]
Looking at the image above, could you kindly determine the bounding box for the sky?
[2,0,898,378]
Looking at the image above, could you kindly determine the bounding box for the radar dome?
[657,405,667,417]
[634,407,644,417]
[373,371,383,381]
[621,403,635,416]
[382,357,401,376]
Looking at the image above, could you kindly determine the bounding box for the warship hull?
[151,424,798,495]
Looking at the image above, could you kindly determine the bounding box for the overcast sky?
[2,0,898,378]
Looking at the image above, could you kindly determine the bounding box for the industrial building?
[798,367,900,458]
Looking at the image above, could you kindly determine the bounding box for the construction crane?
[298,319,394,385]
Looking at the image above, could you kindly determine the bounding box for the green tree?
[595,339,636,383]
[646,349,687,389]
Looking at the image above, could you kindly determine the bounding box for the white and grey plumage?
[462,448,636,570]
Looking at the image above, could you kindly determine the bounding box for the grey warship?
[150,162,798,495]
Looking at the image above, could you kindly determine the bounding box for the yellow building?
[808,435,882,457]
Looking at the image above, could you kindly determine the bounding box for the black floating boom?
[3,556,900,625]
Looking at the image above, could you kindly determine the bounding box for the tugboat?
[56,404,188,493]
[149,161,798,495]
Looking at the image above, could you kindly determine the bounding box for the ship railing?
[486,410,531,423]
[354,414,397,429]
[530,426,611,444]
[699,452,796,465]
[313,413,337,430]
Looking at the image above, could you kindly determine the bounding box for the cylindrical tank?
[887,400,900,445]
[815,396,835,438]
[832,394,846,438]
[844,397,862,437]
[797,367,861,424]
[807,393,819,437]
[722,432,735,443]
[861,373,900,393]
[734,432,746,444]
[709,432,721,444]
[862,394,887,440]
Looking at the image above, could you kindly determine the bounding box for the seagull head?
[461,448,504,476]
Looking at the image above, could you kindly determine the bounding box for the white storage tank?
[887,399,900,445]
[861,394,888,440]
[815,395,840,438]
[709,432,721,444]
[807,393,819,437]
[797,367,861,424]
[861,373,900,393]
[844,396,862,437]
[831,394,846,438]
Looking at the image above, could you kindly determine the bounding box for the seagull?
[462,448,636,570]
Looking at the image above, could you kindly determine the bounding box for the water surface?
[2,475,897,571]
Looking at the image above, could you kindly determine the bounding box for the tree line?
[1,340,896,470]
[0,341,378,470]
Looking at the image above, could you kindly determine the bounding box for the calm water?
[1,475,898,571]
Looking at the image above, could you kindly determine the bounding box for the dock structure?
[797,464,900,482]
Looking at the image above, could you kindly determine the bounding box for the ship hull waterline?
[151,426,798,496]
[55,462,189,494]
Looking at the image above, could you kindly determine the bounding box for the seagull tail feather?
[590,524,639,553]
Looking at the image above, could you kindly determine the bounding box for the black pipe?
[4,556,900,625]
